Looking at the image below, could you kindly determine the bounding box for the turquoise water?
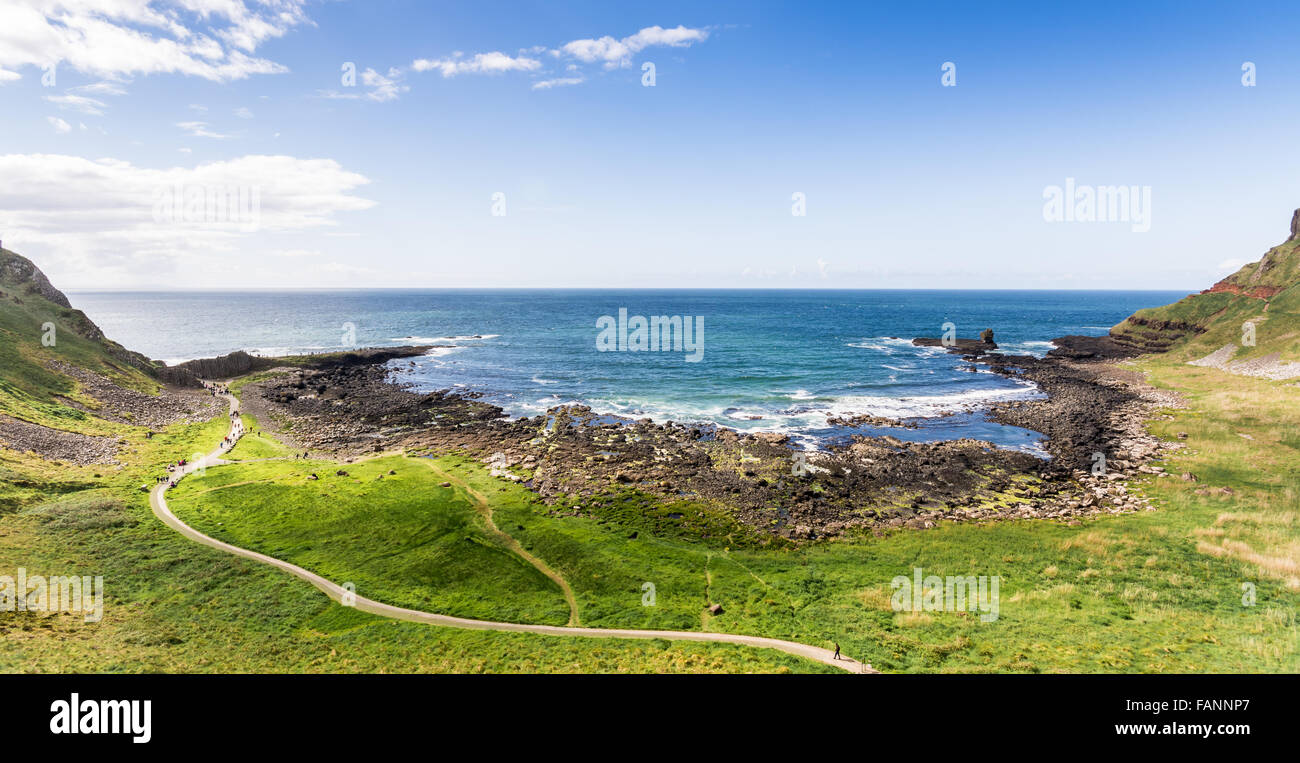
[70,289,1183,451]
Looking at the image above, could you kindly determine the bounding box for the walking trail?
[150,389,874,674]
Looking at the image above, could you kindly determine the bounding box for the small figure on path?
[833,642,841,660]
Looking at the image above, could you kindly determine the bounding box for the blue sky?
[2,0,1299,289]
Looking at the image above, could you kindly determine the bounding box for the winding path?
[150,390,873,674]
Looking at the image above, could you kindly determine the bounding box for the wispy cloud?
[317,67,410,102]
[412,52,542,77]
[44,94,107,115]
[360,67,408,101]
[532,77,584,90]
[46,116,71,134]
[70,81,128,96]
[0,1,311,83]
[410,25,710,88]
[176,121,233,139]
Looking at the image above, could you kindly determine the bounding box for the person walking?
[833,642,841,660]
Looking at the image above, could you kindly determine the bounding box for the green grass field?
[169,456,573,624]
[0,403,836,673]
[222,412,294,461]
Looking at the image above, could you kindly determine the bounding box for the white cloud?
[561,25,709,68]
[1217,258,1245,271]
[0,68,20,83]
[0,152,375,286]
[317,67,410,102]
[43,93,107,115]
[176,120,232,139]
[360,67,408,101]
[532,77,584,90]
[234,106,253,119]
[70,81,127,96]
[46,115,71,133]
[410,25,709,88]
[0,1,311,83]
[412,51,542,77]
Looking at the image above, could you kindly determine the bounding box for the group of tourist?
[202,380,230,398]
[142,379,243,492]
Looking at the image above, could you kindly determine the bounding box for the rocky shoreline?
[0,361,221,467]
[231,334,1182,541]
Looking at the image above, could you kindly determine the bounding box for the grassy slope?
[0,416,833,673]
[222,412,294,460]
[167,417,1299,673]
[1111,234,1300,363]
[0,249,158,431]
[169,456,573,624]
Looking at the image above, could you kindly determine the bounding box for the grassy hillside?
[0,247,160,428]
[1110,215,1300,363]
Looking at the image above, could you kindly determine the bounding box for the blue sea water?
[69,289,1183,453]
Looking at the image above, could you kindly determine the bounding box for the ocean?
[69,289,1183,453]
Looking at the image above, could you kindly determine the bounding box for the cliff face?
[0,248,73,308]
[1109,208,1300,358]
[1199,211,1300,300]
[1202,282,1285,299]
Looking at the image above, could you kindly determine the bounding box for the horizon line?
[64,286,1198,294]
